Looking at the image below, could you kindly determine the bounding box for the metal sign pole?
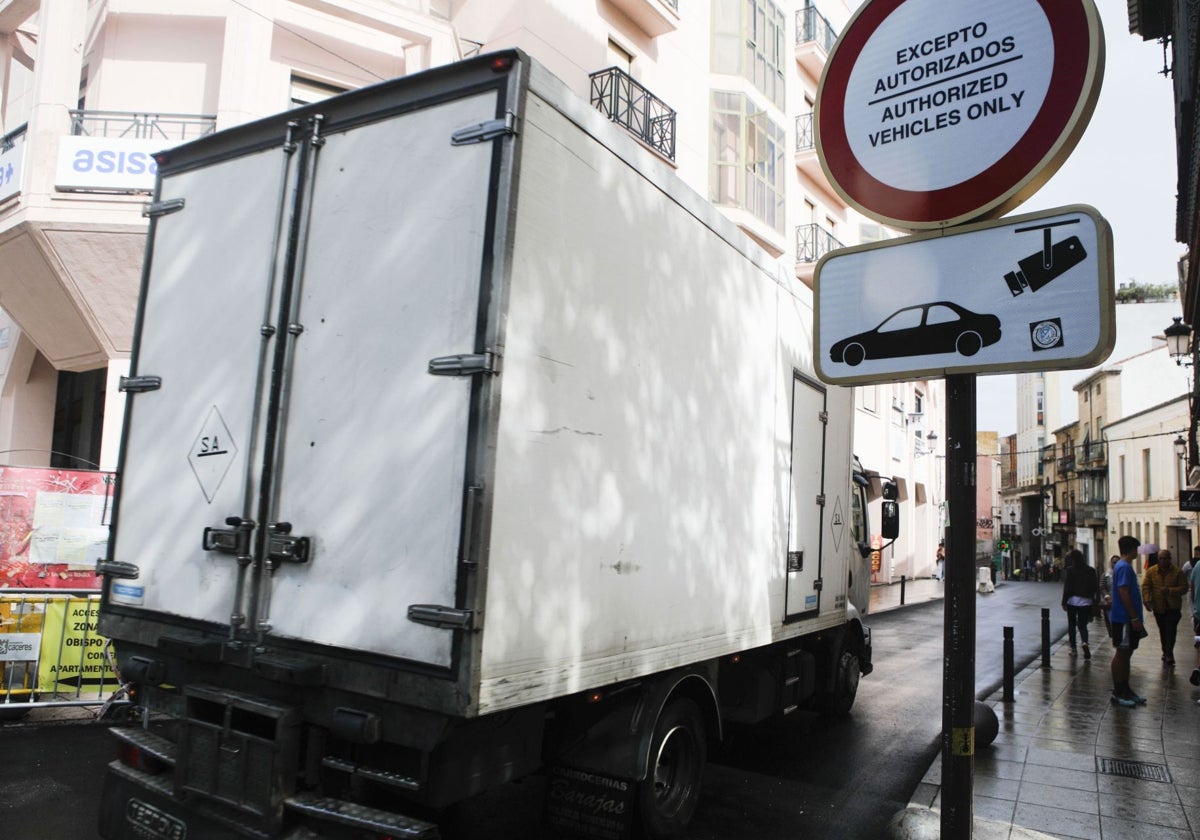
[941,372,977,839]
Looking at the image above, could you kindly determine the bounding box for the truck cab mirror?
[881,500,899,540]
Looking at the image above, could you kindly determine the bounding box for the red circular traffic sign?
[816,0,1103,230]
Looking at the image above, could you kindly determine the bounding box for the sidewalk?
[893,628,1200,839]
[870,575,946,614]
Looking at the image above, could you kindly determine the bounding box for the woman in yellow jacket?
[1142,549,1190,666]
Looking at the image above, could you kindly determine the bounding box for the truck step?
[286,792,439,838]
[321,757,421,791]
[111,726,178,768]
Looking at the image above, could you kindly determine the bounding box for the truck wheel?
[817,638,861,717]
[637,698,706,839]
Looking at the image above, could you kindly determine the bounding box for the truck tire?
[637,698,706,839]
[816,636,861,717]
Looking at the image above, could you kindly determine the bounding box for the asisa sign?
[55,136,161,193]
[816,0,1104,230]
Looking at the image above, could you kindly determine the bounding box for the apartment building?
[0,0,944,567]
[1106,394,1192,572]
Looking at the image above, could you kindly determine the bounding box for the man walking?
[1142,549,1189,666]
[1110,535,1148,707]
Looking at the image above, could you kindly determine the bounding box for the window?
[712,0,786,109]
[860,385,877,413]
[608,39,633,74]
[710,91,786,232]
[1142,448,1151,500]
[1118,455,1125,501]
[290,75,347,108]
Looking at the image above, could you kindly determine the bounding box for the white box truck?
[97,50,891,840]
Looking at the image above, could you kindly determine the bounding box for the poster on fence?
[0,467,113,589]
[35,597,119,694]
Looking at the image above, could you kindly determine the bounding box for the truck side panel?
[476,87,852,712]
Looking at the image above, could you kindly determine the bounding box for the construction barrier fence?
[1,589,123,709]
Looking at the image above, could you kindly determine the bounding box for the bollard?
[900,574,906,605]
[1003,626,1015,702]
[1041,607,1051,668]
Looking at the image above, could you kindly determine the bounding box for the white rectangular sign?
[814,204,1114,385]
[55,136,161,192]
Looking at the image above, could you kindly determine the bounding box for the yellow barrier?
[0,590,122,708]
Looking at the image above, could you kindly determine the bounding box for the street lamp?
[1165,317,1193,364]
[1175,434,1187,462]
[1164,317,1200,470]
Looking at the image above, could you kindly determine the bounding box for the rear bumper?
[98,761,441,840]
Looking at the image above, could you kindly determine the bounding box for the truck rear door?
[107,81,507,670]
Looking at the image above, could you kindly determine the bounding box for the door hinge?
[428,351,498,377]
[119,375,162,393]
[816,494,826,506]
[96,560,140,579]
[814,577,823,591]
[407,604,476,630]
[142,198,185,218]
[451,111,517,145]
[818,410,829,423]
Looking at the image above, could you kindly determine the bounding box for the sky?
[955,0,1183,436]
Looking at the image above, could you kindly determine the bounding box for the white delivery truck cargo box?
[101,51,856,720]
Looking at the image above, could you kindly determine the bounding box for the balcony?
[70,109,217,141]
[589,67,676,162]
[1075,501,1106,524]
[604,0,679,37]
[795,5,838,80]
[795,222,842,286]
[794,112,827,185]
[54,110,216,195]
[1078,440,1106,468]
[1057,453,1075,473]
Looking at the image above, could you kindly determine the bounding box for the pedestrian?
[1190,563,1200,688]
[1109,535,1149,707]
[1185,547,1198,612]
[1061,549,1099,659]
[1141,549,1189,666]
[935,541,944,581]
[1101,555,1118,637]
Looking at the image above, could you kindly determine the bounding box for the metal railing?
[1,590,126,713]
[70,109,216,141]
[1075,501,1106,522]
[796,5,838,52]
[589,67,676,161]
[1057,454,1076,473]
[1078,440,1106,465]
[796,112,815,152]
[796,222,842,263]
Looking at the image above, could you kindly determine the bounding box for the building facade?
[1106,394,1192,574]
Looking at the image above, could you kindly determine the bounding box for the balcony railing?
[796,222,842,263]
[589,67,676,161]
[70,109,216,142]
[1075,501,1106,522]
[795,112,815,152]
[1078,440,1106,465]
[1057,454,1075,473]
[796,5,838,52]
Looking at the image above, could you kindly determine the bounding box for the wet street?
[0,580,1069,839]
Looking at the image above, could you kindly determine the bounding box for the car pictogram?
[830,301,1002,367]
